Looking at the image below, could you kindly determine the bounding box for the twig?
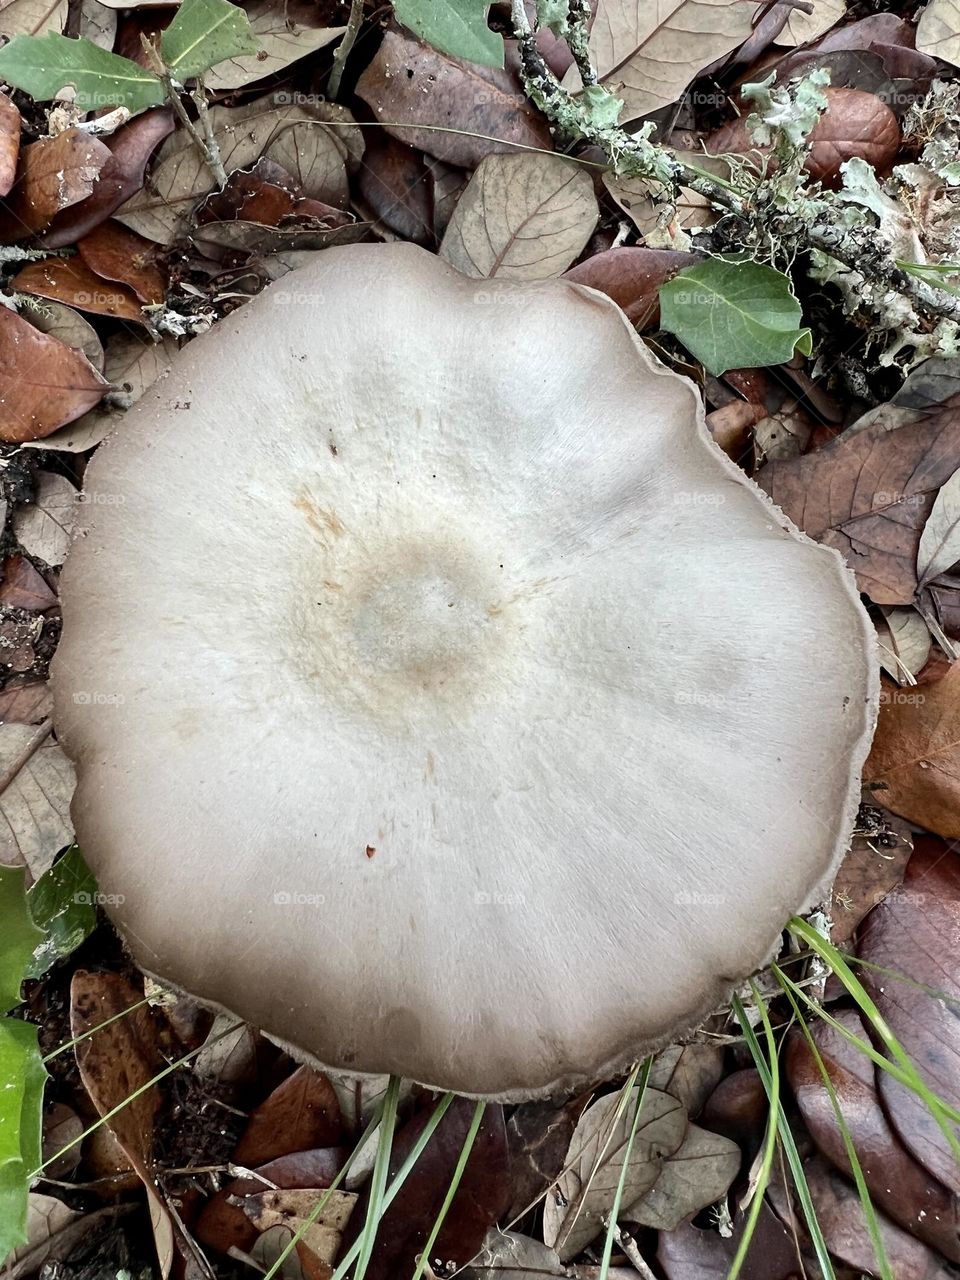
[328,0,364,99]
[140,37,227,189]
[565,0,597,88]
[509,0,960,328]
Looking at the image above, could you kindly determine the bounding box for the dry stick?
[140,36,227,188]
[508,0,960,327]
[328,0,364,99]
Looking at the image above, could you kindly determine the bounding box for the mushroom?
[52,244,877,1100]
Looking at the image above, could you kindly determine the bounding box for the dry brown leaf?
[0,128,112,240]
[115,99,350,243]
[12,257,147,324]
[0,0,66,37]
[0,306,107,443]
[26,332,179,452]
[235,1066,341,1165]
[628,1123,740,1231]
[70,970,177,1277]
[77,220,166,305]
[876,606,932,684]
[0,90,20,198]
[13,471,78,566]
[562,246,697,328]
[777,0,846,46]
[564,0,759,122]
[356,137,433,246]
[0,681,53,725]
[0,556,57,611]
[19,297,104,371]
[440,153,597,280]
[917,0,960,70]
[204,0,344,91]
[757,404,960,604]
[41,108,176,248]
[0,721,75,874]
[77,0,116,48]
[244,1188,356,1263]
[867,665,960,835]
[356,26,552,169]
[602,169,716,238]
[830,798,913,944]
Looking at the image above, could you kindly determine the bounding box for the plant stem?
[140,37,227,188]
[328,0,363,99]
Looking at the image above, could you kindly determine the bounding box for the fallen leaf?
[0,90,20,197]
[440,153,597,279]
[11,257,147,324]
[629,1122,740,1230]
[647,1043,725,1117]
[543,1087,686,1261]
[350,1097,509,1280]
[0,0,67,38]
[77,0,116,50]
[115,98,350,243]
[463,1230,564,1279]
[505,1097,581,1221]
[917,0,960,70]
[867,665,960,834]
[356,136,433,246]
[244,1187,355,1262]
[786,1006,960,1259]
[830,799,913,944]
[658,1200,798,1279]
[858,840,960,1194]
[25,332,178,452]
[603,168,717,239]
[877,606,932,685]
[3,1200,132,1280]
[356,26,552,169]
[701,1069,768,1158]
[196,1146,342,1257]
[757,402,960,604]
[40,108,176,247]
[0,557,57,611]
[918,464,960,588]
[12,471,78,567]
[563,246,696,328]
[0,128,112,239]
[192,213,363,259]
[777,0,846,46]
[70,970,176,1277]
[77,220,165,305]
[0,721,75,877]
[0,307,107,444]
[0,682,53,725]
[205,0,343,90]
[19,296,104,372]
[235,1065,341,1165]
[563,0,759,122]
[706,87,900,184]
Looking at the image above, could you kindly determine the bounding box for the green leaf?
[392,0,503,68]
[161,0,259,82]
[0,1018,46,1261]
[658,258,812,376]
[25,847,98,981]
[0,32,165,112]
[0,865,44,1014]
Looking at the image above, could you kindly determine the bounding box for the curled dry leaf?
[26,331,179,452]
[77,221,165,305]
[858,840,960,1194]
[70,969,176,1278]
[867,664,960,835]
[11,257,147,325]
[0,557,57,611]
[563,0,759,122]
[19,297,104,372]
[757,401,960,604]
[204,0,344,91]
[0,128,112,240]
[13,472,78,567]
[40,108,176,248]
[0,721,75,874]
[0,306,107,443]
[877,606,932,685]
[705,87,900,184]
[440,153,597,280]
[786,1007,960,1260]
[918,464,960,588]
[0,90,20,198]
[115,99,352,244]
[356,26,552,169]
[543,1087,686,1261]
[563,247,697,328]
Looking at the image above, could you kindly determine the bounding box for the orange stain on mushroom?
[293,486,348,540]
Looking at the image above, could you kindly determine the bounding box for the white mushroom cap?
[52,244,877,1100]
